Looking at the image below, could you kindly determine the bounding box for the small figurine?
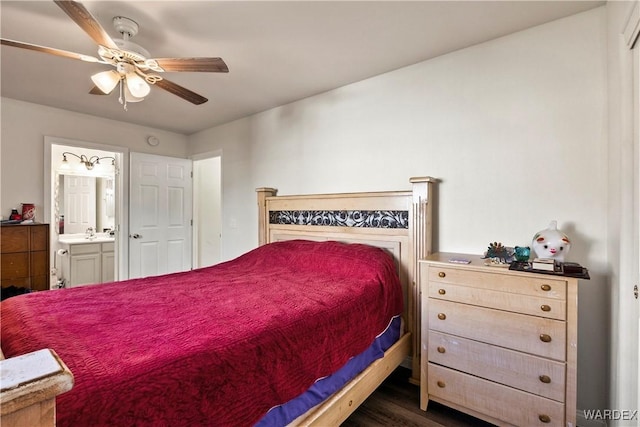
[514,246,531,262]
[9,209,21,221]
[484,242,514,264]
[532,220,571,262]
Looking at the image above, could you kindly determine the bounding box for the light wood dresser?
[419,253,580,427]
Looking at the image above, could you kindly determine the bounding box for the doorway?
[45,137,128,288]
[192,152,222,268]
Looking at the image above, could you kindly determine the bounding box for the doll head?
[532,220,571,262]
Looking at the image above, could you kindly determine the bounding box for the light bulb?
[123,84,145,103]
[125,72,151,98]
[91,70,120,94]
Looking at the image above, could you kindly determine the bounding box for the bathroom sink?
[58,233,115,244]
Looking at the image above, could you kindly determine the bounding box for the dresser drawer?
[428,266,566,300]
[29,225,49,251]
[429,299,566,360]
[429,282,566,320]
[1,253,29,279]
[30,251,49,276]
[0,227,29,253]
[1,277,29,289]
[428,331,566,401]
[428,363,565,427]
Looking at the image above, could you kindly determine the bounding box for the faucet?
[86,227,96,239]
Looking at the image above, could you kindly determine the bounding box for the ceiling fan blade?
[152,58,229,73]
[54,0,119,50]
[1,38,100,63]
[153,78,208,105]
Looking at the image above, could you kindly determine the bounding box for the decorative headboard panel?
[256,176,435,383]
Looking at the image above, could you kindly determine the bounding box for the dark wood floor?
[342,367,495,427]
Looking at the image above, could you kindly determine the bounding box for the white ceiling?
[1,1,604,135]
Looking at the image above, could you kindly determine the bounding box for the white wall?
[189,7,609,412]
[0,98,189,219]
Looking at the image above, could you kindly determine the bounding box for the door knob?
[130,233,142,239]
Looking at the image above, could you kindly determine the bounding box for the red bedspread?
[1,240,403,426]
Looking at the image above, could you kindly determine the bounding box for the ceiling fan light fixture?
[125,72,150,98]
[123,84,145,103]
[91,70,120,94]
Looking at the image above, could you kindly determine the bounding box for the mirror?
[55,173,115,234]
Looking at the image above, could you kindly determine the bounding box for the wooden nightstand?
[419,253,578,427]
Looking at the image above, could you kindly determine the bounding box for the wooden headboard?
[256,176,435,383]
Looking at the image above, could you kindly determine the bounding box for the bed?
[0,176,435,427]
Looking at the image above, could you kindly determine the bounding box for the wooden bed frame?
[0,176,435,427]
[256,176,435,425]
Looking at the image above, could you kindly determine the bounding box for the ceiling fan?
[0,0,228,109]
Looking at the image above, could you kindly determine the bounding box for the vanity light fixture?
[62,152,116,171]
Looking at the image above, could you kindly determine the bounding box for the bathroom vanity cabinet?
[58,238,114,287]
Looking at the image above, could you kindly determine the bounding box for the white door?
[129,153,192,278]
[64,175,96,234]
[622,4,640,423]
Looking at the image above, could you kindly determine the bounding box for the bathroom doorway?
[44,137,128,288]
[192,152,221,268]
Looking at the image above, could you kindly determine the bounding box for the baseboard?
[576,409,608,427]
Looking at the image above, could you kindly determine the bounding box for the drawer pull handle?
[438,272,446,278]
[539,414,551,423]
[436,380,445,388]
[539,375,551,383]
[539,334,552,343]
[541,284,552,291]
[437,313,446,320]
[438,289,446,295]
[437,346,446,354]
[540,304,551,312]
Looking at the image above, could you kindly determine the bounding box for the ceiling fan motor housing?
[113,16,139,38]
[112,16,151,59]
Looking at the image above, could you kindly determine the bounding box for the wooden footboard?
[289,332,411,426]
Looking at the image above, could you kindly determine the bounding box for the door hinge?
[190,219,193,226]
[634,284,638,300]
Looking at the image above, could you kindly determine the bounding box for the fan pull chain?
[118,79,128,111]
